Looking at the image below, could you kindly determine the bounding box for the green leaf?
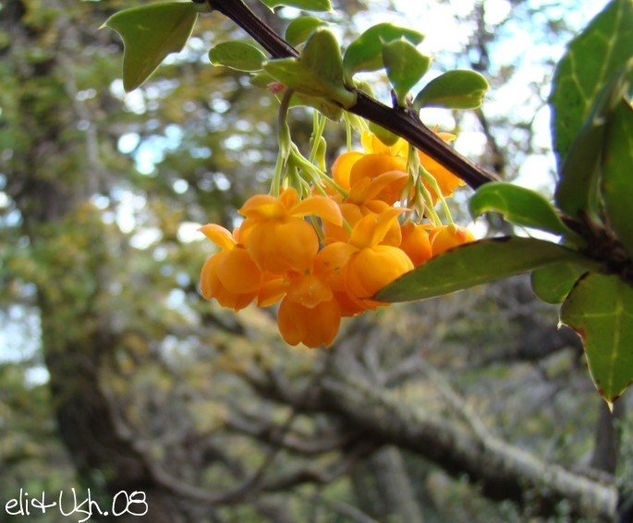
[264,29,356,107]
[414,70,489,109]
[531,263,587,304]
[376,237,593,302]
[342,23,423,83]
[285,16,326,46]
[209,41,267,72]
[550,0,633,166]
[103,2,198,91]
[561,272,633,405]
[469,182,581,241]
[554,69,630,219]
[259,0,331,11]
[382,39,430,106]
[249,71,342,120]
[602,97,633,257]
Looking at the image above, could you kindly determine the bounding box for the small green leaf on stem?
[285,16,326,46]
[469,182,582,242]
[382,38,430,106]
[103,2,198,91]
[561,272,633,405]
[342,23,423,83]
[531,263,588,304]
[555,68,630,220]
[264,29,356,108]
[602,97,633,257]
[209,41,267,72]
[414,70,488,109]
[376,237,591,302]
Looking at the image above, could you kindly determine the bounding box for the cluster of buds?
[199,131,474,348]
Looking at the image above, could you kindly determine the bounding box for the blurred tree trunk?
[3,1,189,520]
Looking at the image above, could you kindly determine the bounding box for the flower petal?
[199,224,235,250]
[216,247,261,294]
[332,151,363,190]
[239,194,285,219]
[292,195,343,226]
[349,153,407,188]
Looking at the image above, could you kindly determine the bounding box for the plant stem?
[205,0,499,189]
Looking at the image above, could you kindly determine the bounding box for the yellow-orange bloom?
[277,296,341,348]
[361,130,408,158]
[419,132,465,198]
[277,272,341,348]
[400,222,432,267]
[322,209,414,310]
[199,224,261,311]
[239,187,342,273]
[430,224,475,257]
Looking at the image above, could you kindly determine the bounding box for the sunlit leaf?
[264,29,356,107]
[285,16,326,46]
[531,263,587,304]
[414,70,488,109]
[103,2,198,91]
[554,69,629,219]
[551,0,633,166]
[602,97,633,257]
[376,237,592,302]
[209,41,267,72]
[561,272,633,405]
[382,38,430,106]
[342,23,423,83]
[469,182,581,241]
[259,0,331,11]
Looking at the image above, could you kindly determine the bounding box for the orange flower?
[277,272,341,348]
[349,155,408,204]
[361,130,408,158]
[239,187,342,273]
[331,148,408,205]
[400,222,432,266]
[322,209,414,310]
[199,224,262,311]
[315,242,364,317]
[418,132,465,198]
[430,224,475,256]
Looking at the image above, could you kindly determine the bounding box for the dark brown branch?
[204,0,499,189]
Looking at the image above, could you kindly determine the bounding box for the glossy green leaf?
[414,70,488,109]
[264,29,356,107]
[382,39,430,106]
[469,182,580,240]
[260,0,331,11]
[602,97,633,257]
[342,23,423,83]
[554,69,629,219]
[285,16,326,46]
[561,272,633,405]
[103,2,198,91]
[209,41,267,72]
[531,263,587,304]
[550,0,633,166]
[249,70,342,119]
[376,237,591,302]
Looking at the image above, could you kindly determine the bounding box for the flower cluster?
[199,131,474,348]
